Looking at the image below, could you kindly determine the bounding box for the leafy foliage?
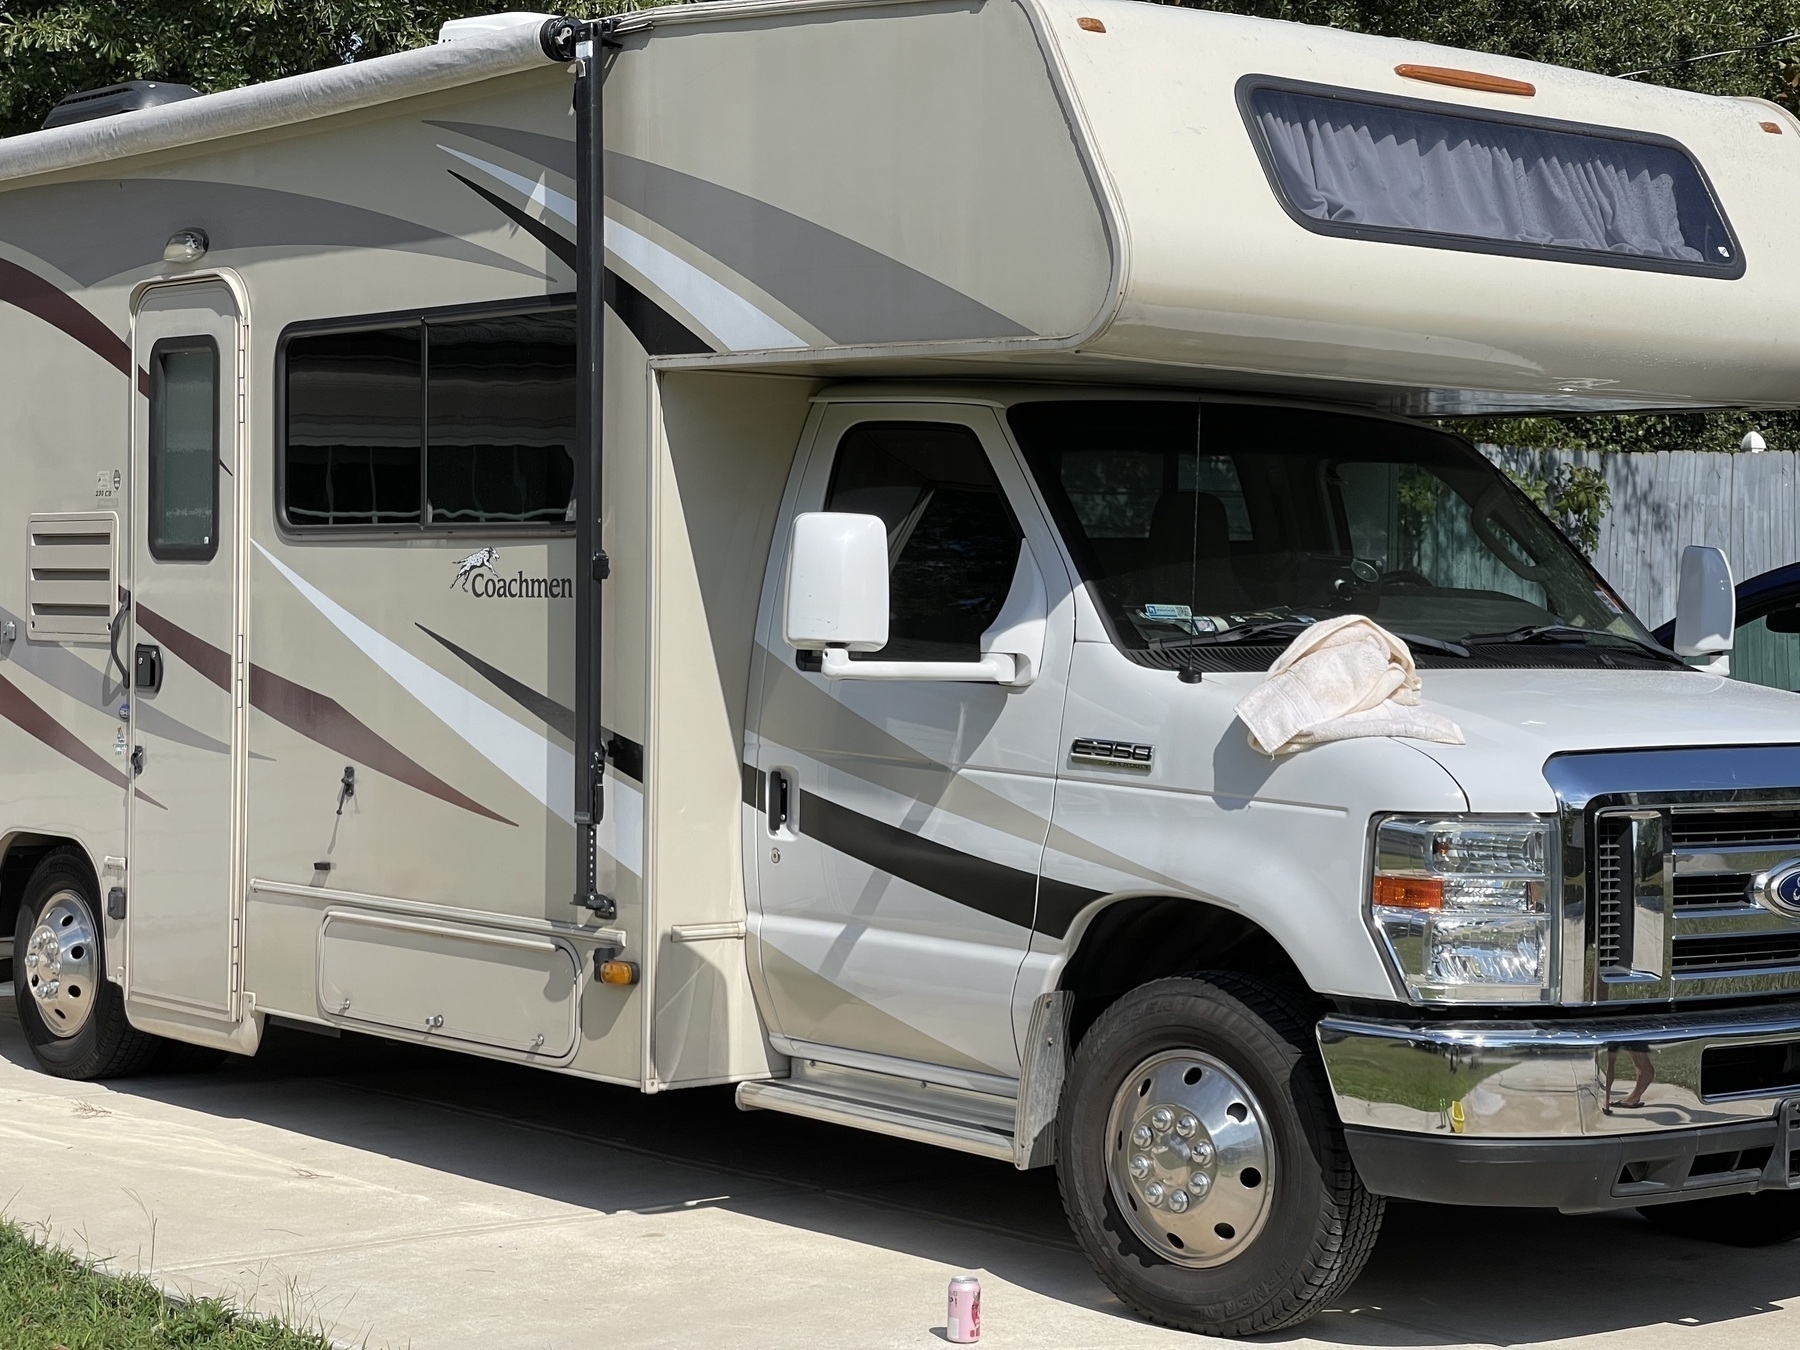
[0,1,629,137]
[1504,462,1612,553]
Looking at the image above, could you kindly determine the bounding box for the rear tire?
[13,849,160,1079]
[1057,974,1383,1337]
[1639,1191,1800,1246]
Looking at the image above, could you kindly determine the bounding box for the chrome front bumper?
[1318,1004,1800,1139]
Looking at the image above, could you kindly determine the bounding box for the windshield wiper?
[1150,620,1313,652]
[1394,632,1471,658]
[1460,624,1681,664]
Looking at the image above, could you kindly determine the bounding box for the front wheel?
[1057,974,1383,1337]
[14,849,160,1079]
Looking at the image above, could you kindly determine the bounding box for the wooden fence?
[1481,446,1800,629]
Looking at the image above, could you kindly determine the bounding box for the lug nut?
[1189,1171,1212,1197]
[1131,1123,1154,1148]
[1149,1107,1174,1133]
[1129,1154,1151,1178]
[1176,1114,1198,1138]
[1145,1182,1165,1206]
[1167,1189,1190,1213]
[1191,1141,1215,1167]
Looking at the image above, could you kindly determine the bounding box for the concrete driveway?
[2,996,1797,1349]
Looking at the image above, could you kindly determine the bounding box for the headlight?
[1370,816,1555,1002]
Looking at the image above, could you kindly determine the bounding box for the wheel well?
[1,834,87,945]
[1057,896,1310,1047]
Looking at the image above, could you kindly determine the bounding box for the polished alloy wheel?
[22,889,98,1039]
[1105,1049,1275,1267]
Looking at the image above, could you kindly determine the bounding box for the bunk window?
[147,338,219,561]
[1242,82,1741,277]
[281,302,575,531]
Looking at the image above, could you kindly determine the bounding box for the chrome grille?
[1588,801,1800,1000]
[1595,819,1627,972]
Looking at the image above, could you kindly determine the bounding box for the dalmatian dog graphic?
[452,546,499,591]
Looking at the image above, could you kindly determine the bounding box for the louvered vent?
[1595,817,1628,973]
[28,513,117,638]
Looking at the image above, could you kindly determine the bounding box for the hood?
[1404,668,1800,811]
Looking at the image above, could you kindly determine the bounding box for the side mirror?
[1673,544,1735,673]
[783,512,889,653]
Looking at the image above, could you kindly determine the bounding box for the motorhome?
[5,0,1800,1334]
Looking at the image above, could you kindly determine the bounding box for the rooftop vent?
[42,80,201,132]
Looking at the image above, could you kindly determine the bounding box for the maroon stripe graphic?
[135,602,514,826]
[0,671,165,810]
[0,256,149,395]
[249,664,515,826]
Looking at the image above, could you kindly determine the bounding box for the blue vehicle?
[1655,562,1800,692]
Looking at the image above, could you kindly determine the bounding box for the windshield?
[1010,400,1659,665]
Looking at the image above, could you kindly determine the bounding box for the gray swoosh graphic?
[2,179,543,287]
[426,119,1031,345]
[426,120,574,180]
[0,604,231,756]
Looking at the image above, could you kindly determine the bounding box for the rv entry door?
[125,280,245,1032]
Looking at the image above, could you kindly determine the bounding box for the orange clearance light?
[597,959,639,986]
[1374,875,1445,911]
[1076,16,1106,32]
[1395,64,1535,97]
[1762,120,1785,134]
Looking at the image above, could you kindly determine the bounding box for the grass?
[0,1220,335,1350]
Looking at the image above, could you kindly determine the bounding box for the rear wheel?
[1639,1191,1800,1246]
[1057,974,1383,1337]
[13,849,159,1079]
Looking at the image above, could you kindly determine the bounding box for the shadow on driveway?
[5,1009,1798,1346]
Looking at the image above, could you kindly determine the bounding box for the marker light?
[597,959,638,986]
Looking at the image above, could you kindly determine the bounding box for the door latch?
[106,886,127,920]
[129,744,144,776]
[133,643,163,694]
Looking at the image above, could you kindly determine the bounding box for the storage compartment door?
[319,912,579,1057]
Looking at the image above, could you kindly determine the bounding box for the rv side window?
[281,303,575,531]
[823,422,1022,663]
[148,338,219,562]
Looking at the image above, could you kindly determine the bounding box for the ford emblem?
[1764,859,1800,916]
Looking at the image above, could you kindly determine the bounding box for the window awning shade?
[1246,85,1740,275]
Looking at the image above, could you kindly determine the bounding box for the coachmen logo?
[451,547,573,600]
[1761,858,1800,917]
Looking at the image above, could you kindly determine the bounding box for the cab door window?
[822,421,1023,663]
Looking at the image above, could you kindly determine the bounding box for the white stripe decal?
[253,542,575,826]
[438,144,807,353]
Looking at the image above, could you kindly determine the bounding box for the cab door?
[746,403,1074,1077]
[125,280,245,1030]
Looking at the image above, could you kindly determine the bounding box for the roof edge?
[0,16,560,187]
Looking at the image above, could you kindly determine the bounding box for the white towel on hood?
[1234,615,1466,757]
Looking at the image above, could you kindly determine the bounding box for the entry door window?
[148,338,219,561]
[823,422,1022,663]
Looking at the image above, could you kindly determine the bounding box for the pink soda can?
[946,1275,982,1343]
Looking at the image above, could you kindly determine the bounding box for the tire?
[1057,973,1384,1337]
[13,848,160,1079]
[1639,1191,1800,1246]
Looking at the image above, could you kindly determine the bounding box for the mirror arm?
[820,648,1024,685]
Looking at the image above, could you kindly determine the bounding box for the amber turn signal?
[1762,121,1784,134]
[597,959,639,986]
[1394,64,1535,97]
[1373,875,1444,910]
[1076,16,1106,32]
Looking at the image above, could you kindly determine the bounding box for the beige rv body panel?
[3,0,1800,1101]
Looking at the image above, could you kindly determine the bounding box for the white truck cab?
[4,1,1800,1337]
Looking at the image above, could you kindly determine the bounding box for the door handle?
[133,643,163,694]
[767,769,793,835]
[130,744,144,777]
